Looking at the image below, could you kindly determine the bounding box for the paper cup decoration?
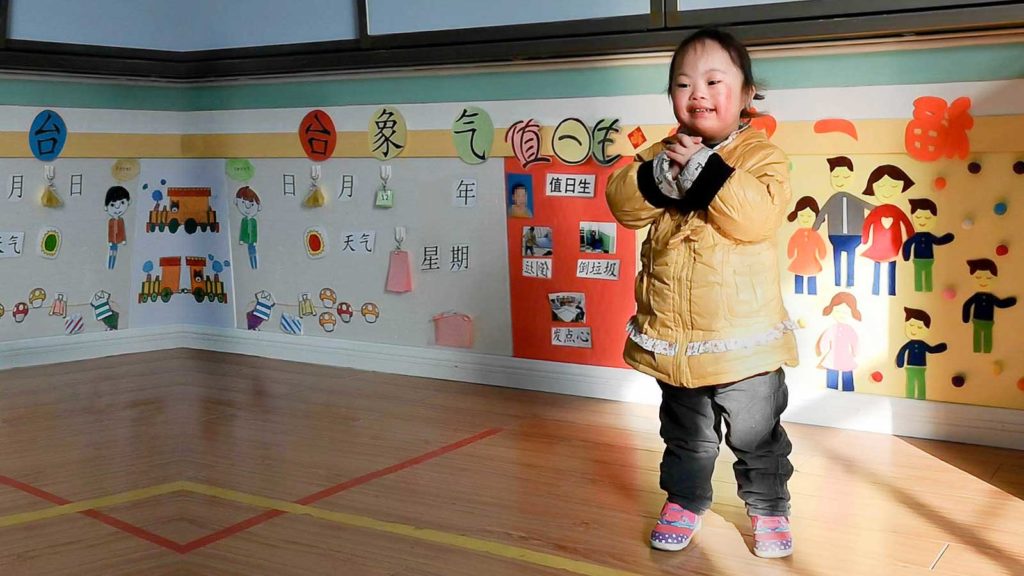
[280,313,303,335]
[28,287,47,308]
[319,312,337,333]
[319,287,337,308]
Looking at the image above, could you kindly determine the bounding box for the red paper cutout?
[904,96,973,162]
[813,119,858,140]
[299,109,337,162]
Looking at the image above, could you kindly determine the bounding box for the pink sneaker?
[751,515,793,558]
[650,502,702,551]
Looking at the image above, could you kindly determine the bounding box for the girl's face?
[671,41,751,143]
[796,207,816,228]
[873,175,904,201]
[830,302,852,323]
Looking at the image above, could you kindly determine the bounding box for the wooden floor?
[0,350,1021,575]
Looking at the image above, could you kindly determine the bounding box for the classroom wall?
[1,38,1022,448]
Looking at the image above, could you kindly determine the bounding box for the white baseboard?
[0,325,191,371]
[3,326,1022,450]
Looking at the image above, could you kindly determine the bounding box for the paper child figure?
[816,292,861,392]
[105,186,130,270]
[90,290,119,330]
[787,196,827,295]
[962,258,1017,353]
[902,199,955,293]
[813,156,874,288]
[860,165,915,296]
[235,186,261,269]
[246,290,275,330]
[895,307,948,400]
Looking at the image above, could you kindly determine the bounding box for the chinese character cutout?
[369,107,407,161]
[452,106,494,165]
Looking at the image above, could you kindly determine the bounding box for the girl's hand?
[664,134,704,177]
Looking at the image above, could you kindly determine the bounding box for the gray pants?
[658,368,793,516]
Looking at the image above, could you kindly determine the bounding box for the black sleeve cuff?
[636,160,673,209]
[686,154,735,210]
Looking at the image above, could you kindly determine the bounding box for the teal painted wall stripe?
[1,43,1021,112]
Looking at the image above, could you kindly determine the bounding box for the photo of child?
[522,226,553,257]
[549,292,586,323]
[579,222,616,254]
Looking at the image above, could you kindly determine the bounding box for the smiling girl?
[607,28,797,558]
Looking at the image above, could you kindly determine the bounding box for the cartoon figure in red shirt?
[860,165,914,296]
[786,196,827,295]
[105,186,130,270]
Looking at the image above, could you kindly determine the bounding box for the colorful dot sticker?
[942,287,957,300]
[996,244,1009,257]
[962,218,974,230]
[871,371,883,383]
[1013,161,1024,175]
[933,177,947,191]
[952,374,966,387]
[994,202,1008,216]
[967,162,981,174]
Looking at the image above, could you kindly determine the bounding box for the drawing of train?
[146,187,220,234]
[138,256,228,304]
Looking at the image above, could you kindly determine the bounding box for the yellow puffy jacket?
[607,127,798,388]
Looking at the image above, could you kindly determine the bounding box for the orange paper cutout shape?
[813,119,858,140]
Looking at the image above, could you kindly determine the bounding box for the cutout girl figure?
[816,292,860,392]
[786,196,826,295]
[860,165,914,296]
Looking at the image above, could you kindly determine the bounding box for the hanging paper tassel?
[41,183,63,208]
[40,165,63,208]
[303,164,326,208]
[303,184,327,208]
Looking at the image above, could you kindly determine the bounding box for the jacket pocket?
[724,244,780,321]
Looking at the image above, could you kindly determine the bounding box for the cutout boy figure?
[895,307,947,400]
[235,186,261,269]
[812,156,874,288]
[816,292,861,392]
[104,186,130,270]
[962,258,1017,353]
[901,199,955,292]
[786,196,827,295]
[860,165,915,296]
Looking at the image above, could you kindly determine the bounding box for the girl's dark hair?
[668,28,763,118]
[861,164,914,196]
[786,196,821,221]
